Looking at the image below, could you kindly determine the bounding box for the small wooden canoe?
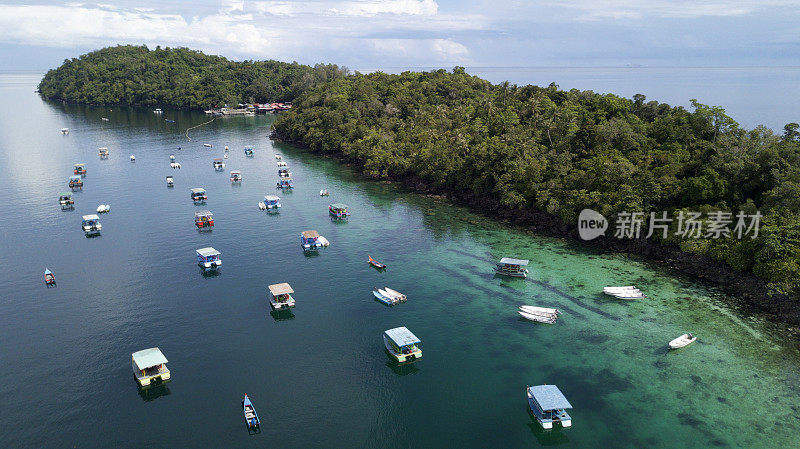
[243,394,260,430]
[44,268,56,286]
[669,333,697,349]
[368,256,386,269]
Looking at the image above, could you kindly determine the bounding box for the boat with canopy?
[131,347,170,387]
[527,384,573,429]
[495,258,529,277]
[383,327,422,363]
[196,247,221,270]
[268,282,296,310]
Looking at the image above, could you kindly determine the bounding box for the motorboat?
[518,310,556,324]
[669,333,697,349]
[96,204,110,213]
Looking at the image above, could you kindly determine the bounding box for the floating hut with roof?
[131,348,170,387]
[526,385,572,429]
[329,203,350,219]
[196,247,221,270]
[383,327,422,363]
[268,282,296,310]
[301,230,322,250]
[495,258,529,278]
[59,192,74,209]
[190,188,207,202]
[81,214,101,235]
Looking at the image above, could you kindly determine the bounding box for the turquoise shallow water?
[0,74,799,448]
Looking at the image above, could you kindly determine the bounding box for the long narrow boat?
[44,268,56,287]
[518,310,556,323]
[368,256,386,269]
[519,305,560,315]
[383,287,407,302]
[372,290,395,306]
[243,394,260,431]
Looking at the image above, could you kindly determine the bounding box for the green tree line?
[274,68,800,297]
[38,45,346,109]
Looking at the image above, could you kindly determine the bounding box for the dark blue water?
[1,74,799,448]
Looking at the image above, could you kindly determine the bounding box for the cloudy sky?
[0,0,798,71]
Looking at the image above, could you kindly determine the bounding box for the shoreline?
[273,132,800,336]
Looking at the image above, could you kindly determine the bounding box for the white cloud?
[550,0,800,21]
[252,0,438,17]
[0,2,472,65]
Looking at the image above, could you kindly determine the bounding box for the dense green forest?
[38,45,346,108]
[274,68,800,297]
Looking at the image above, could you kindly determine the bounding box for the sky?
[0,0,798,71]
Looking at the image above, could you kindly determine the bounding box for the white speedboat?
[130,155,136,161]
[613,290,645,299]
[96,204,110,213]
[669,333,697,349]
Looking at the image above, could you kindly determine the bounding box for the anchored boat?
[59,192,74,209]
[263,195,281,211]
[368,255,386,269]
[196,247,221,270]
[268,282,296,310]
[301,230,322,250]
[373,289,397,306]
[244,146,254,156]
[69,175,83,190]
[166,176,174,187]
[277,177,293,189]
[98,147,109,158]
[527,384,573,429]
[61,128,69,134]
[190,188,207,202]
[44,268,56,287]
[669,333,697,349]
[81,214,101,235]
[242,394,261,431]
[194,210,214,230]
[131,347,170,387]
[329,203,350,219]
[213,158,225,170]
[73,163,86,175]
[278,168,291,178]
[383,327,422,363]
[96,204,110,213]
[495,258,529,277]
[230,171,242,182]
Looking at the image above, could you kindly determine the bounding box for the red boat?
[368,256,386,269]
[44,268,56,287]
[195,211,214,229]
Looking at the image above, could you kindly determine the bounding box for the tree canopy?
[274,68,800,297]
[38,45,346,109]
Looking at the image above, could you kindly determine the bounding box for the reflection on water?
[385,358,420,377]
[137,383,171,402]
[269,309,295,321]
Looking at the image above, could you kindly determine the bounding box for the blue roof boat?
[527,385,573,429]
[242,394,260,431]
[383,327,422,363]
